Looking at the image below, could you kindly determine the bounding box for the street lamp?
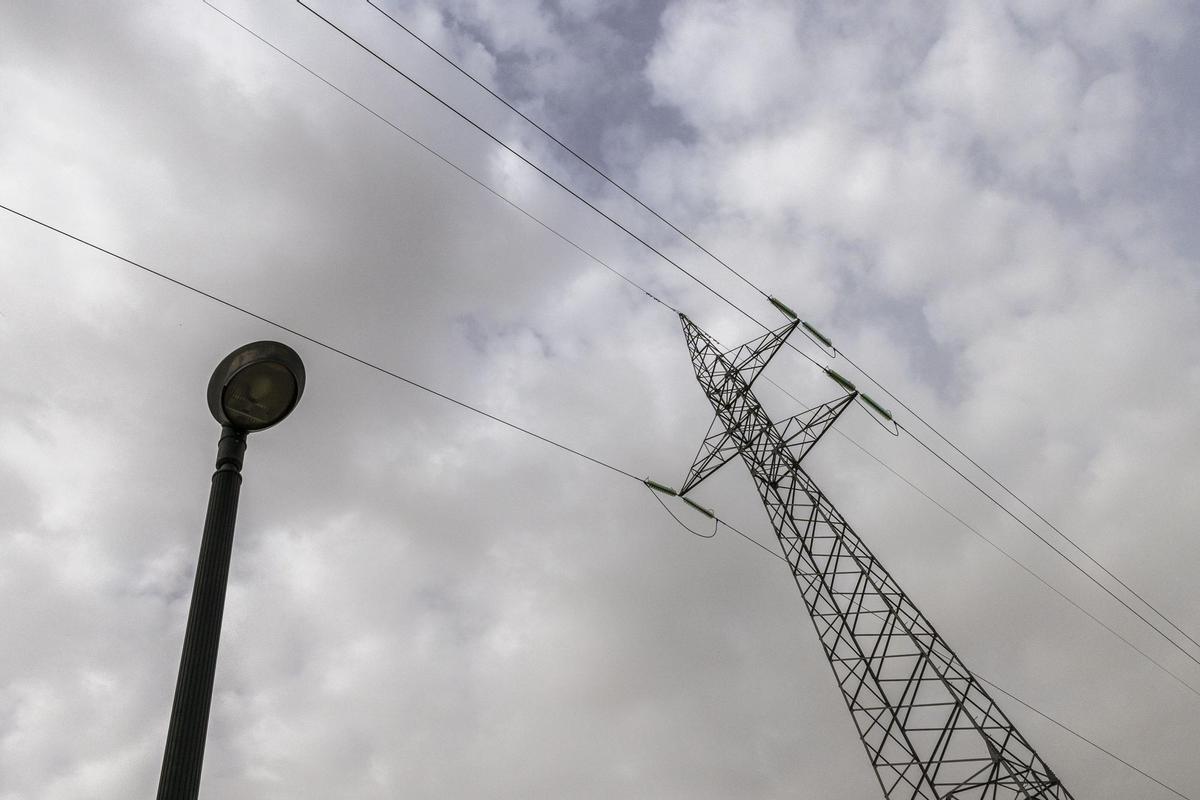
[157,341,305,800]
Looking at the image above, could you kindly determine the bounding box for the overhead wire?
[351,0,1199,657]
[866,601,1198,799]
[2,199,793,562]
[767,379,1200,700]
[647,486,716,539]
[850,349,1200,654]
[199,3,1200,790]
[0,201,640,483]
[361,0,770,305]
[354,4,1184,621]
[292,0,827,372]
[353,14,1185,661]
[7,203,1184,799]
[899,418,1200,672]
[200,0,676,317]
[203,2,1200,698]
[2,83,1190,800]
[976,674,1193,800]
[297,0,1199,667]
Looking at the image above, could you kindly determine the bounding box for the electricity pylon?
[678,313,1072,799]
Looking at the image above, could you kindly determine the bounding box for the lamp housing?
[207,341,305,432]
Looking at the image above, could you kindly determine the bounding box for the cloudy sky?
[2,0,1198,797]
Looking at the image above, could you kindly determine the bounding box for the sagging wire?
[299,0,1200,671]
[895,417,1200,672]
[200,0,680,318]
[645,480,717,539]
[199,0,1200,706]
[643,479,797,565]
[6,198,1189,794]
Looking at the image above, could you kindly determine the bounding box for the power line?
[0,201,639,482]
[862,599,1198,798]
[977,674,1194,800]
[900,418,1200,672]
[24,195,1178,798]
[757,373,1200,698]
[848,347,1200,653]
[0,203,1180,800]
[292,0,826,372]
[202,0,945,578]
[6,8,1192,788]
[347,0,1200,663]
[2,201,787,568]
[200,0,677,318]
[834,429,1200,700]
[205,3,1200,697]
[361,0,770,304]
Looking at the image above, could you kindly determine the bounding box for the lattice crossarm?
[724,320,799,388]
[679,416,742,495]
[773,391,858,465]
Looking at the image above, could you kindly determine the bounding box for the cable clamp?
[646,483,716,539]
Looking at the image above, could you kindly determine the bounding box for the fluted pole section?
[157,427,247,800]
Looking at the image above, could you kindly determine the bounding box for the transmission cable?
[764,371,1200,699]
[899,418,1200,671]
[847,346,1200,653]
[976,674,1193,800]
[205,0,968,579]
[838,427,1200,700]
[0,201,641,483]
[293,0,825,372]
[5,199,800,562]
[207,3,1200,694]
[201,0,674,317]
[871,601,1197,799]
[361,0,769,303]
[351,0,1199,657]
[2,202,1189,799]
[24,193,1177,796]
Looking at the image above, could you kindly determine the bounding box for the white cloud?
[1069,70,1142,195]
[1,0,1198,798]
[915,2,1084,179]
[646,0,805,131]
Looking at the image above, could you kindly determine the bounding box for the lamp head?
[207,341,305,432]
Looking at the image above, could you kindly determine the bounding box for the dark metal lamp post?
[156,341,305,800]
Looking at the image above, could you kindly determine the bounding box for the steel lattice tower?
[678,313,1072,799]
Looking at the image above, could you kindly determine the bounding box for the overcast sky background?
[1,0,1198,797]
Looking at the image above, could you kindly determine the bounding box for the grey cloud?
[1,0,1198,798]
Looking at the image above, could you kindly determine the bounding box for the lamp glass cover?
[221,361,298,431]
